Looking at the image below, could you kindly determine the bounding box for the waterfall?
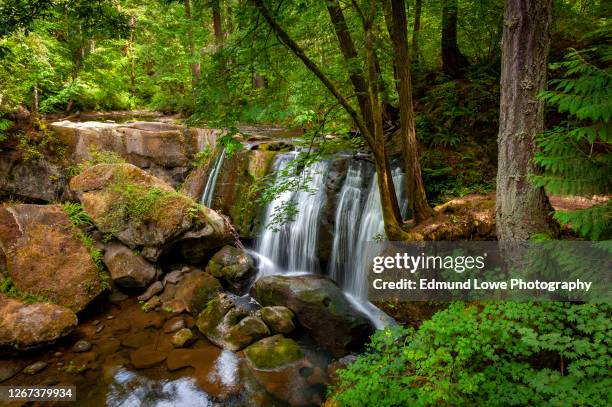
[329,160,368,285]
[327,165,408,301]
[201,148,226,207]
[255,153,329,274]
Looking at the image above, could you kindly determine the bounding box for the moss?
[245,335,304,370]
[0,276,49,304]
[191,276,222,314]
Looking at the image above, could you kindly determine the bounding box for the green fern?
[533,32,611,240]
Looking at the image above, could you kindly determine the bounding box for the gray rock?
[137,281,164,301]
[163,269,184,286]
[0,360,25,382]
[103,243,159,289]
[260,306,295,334]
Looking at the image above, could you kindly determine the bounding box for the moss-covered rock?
[0,294,78,350]
[172,270,222,315]
[0,204,102,312]
[260,306,295,334]
[69,163,233,261]
[244,334,304,370]
[195,293,270,351]
[253,275,373,357]
[205,245,257,294]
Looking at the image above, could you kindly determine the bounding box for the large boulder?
[103,243,159,289]
[0,204,102,312]
[0,294,78,350]
[171,270,222,315]
[244,334,304,370]
[195,293,269,351]
[253,275,373,357]
[69,163,233,261]
[205,245,257,294]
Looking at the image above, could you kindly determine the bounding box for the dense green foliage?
[533,31,611,240]
[333,302,611,406]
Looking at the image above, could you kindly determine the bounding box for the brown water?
[0,297,330,406]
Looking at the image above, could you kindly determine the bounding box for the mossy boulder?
[69,163,233,261]
[205,245,257,294]
[196,293,270,351]
[253,275,373,357]
[244,335,304,370]
[172,270,222,315]
[0,294,78,350]
[260,306,295,334]
[0,204,102,312]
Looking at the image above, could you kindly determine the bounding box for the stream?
[0,121,406,406]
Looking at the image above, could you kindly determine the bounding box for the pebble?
[106,315,115,320]
[171,328,194,348]
[23,361,48,375]
[92,320,100,326]
[73,340,93,353]
[53,351,63,358]
[95,324,105,334]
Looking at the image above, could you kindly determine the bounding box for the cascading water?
[255,152,329,274]
[201,148,226,207]
[329,160,368,286]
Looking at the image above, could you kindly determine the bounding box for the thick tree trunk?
[184,0,201,88]
[385,0,434,223]
[496,0,556,241]
[412,0,422,67]
[441,0,468,77]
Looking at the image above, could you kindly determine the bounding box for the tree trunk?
[412,0,422,67]
[441,0,468,77]
[384,0,434,223]
[212,0,223,46]
[496,0,556,241]
[184,0,201,88]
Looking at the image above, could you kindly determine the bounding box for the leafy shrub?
[332,302,611,406]
[62,202,94,228]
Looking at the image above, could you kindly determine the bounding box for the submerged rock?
[260,306,295,334]
[103,243,159,289]
[205,245,257,294]
[196,293,269,351]
[0,294,77,350]
[0,204,102,312]
[72,340,93,353]
[253,275,373,357]
[69,163,232,262]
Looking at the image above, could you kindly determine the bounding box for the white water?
[255,152,329,273]
[201,148,226,207]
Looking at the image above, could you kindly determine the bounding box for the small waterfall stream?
[255,152,330,274]
[201,148,226,207]
[201,146,408,328]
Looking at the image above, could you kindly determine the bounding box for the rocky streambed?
[0,158,372,406]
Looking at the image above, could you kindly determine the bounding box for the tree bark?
[496,0,556,241]
[441,0,468,77]
[412,0,422,67]
[184,0,201,88]
[212,0,223,45]
[384,0,434,223]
